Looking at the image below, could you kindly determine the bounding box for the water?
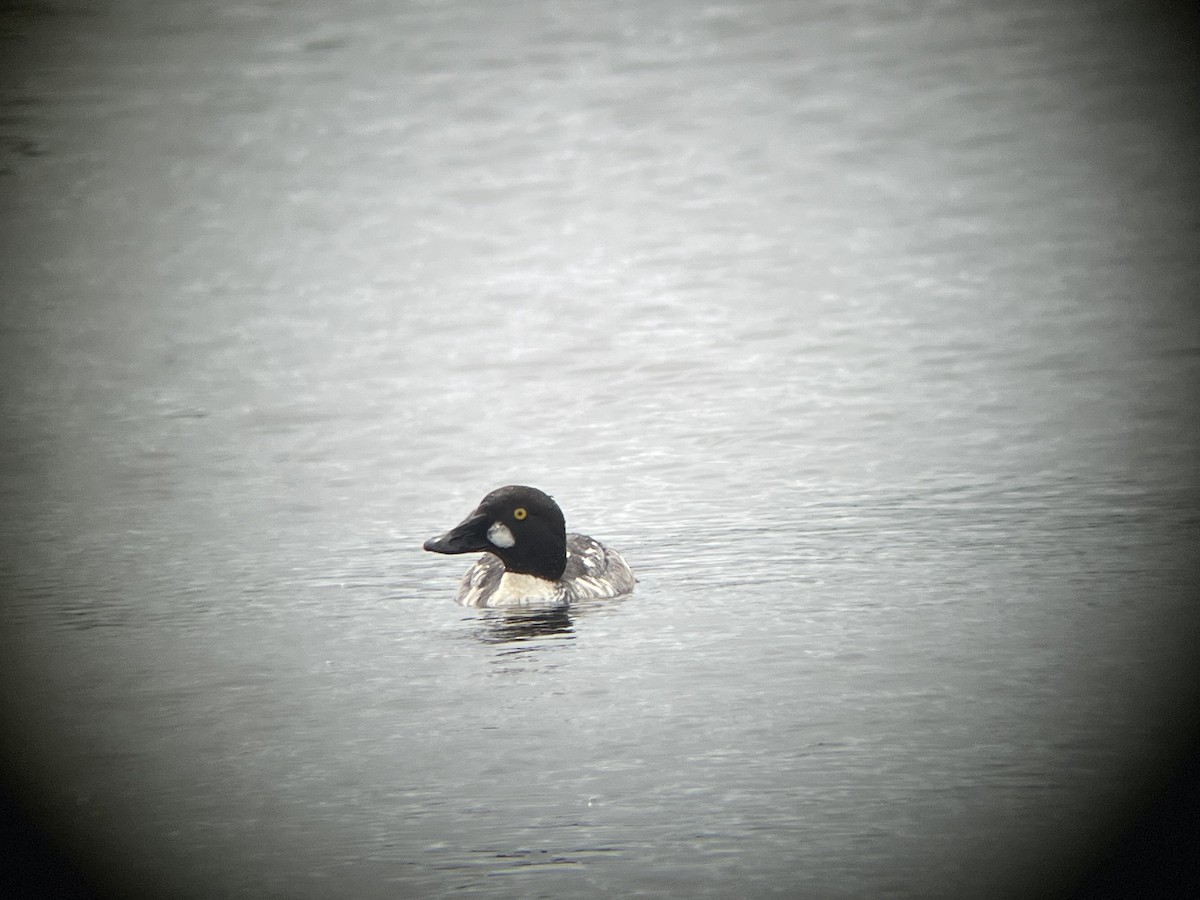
[2,1,1198,897]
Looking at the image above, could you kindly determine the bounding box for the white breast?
[489,571,566,607]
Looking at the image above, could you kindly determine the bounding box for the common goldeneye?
[423,485,635,608]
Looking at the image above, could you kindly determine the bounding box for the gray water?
[2,1,1199,898]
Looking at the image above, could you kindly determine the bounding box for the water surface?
[2,1,1198,898]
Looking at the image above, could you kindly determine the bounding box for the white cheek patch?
[487,521,515,548]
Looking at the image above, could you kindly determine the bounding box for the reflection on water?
[473,607,576,649]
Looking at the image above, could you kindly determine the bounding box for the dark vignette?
[1,0,1198,898]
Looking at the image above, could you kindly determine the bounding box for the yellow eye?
[513,507,527,521]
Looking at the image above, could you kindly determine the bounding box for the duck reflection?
[474,607,575,647]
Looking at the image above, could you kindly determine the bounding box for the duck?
[423,485,635,608]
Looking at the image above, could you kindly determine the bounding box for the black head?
[423,485,568,581]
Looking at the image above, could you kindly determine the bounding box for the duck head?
[423,485,568,581]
